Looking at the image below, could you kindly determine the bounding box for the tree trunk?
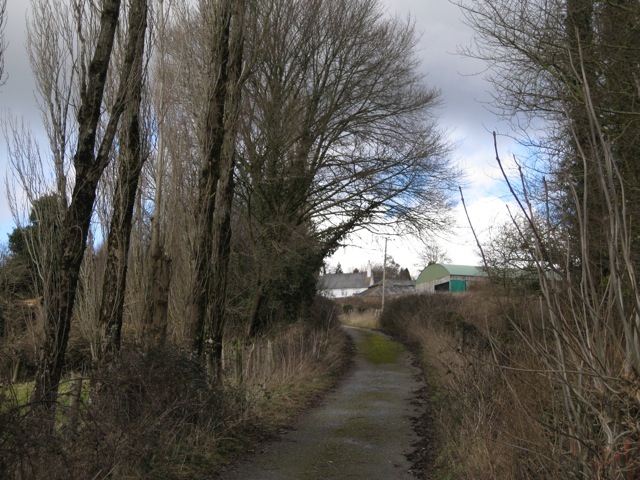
[247,281,266,337]
[204,140,236,381]
[192,0,246,383]
[191,0,232,356]
[31,0,131,419]
[140,0,172,351]
[99,0,148,359]
[143,249,172,349]
[214,0,246,379]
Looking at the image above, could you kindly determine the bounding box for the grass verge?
[0,297,352,479]
[381,291,553,479]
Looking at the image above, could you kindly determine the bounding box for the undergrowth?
[382,290,560,479]
[0,296,349,479]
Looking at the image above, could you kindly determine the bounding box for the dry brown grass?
[332,296,382,329]
[338,310,381,329]
[382,289,563,479]
[0,297,349,479]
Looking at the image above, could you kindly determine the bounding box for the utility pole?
[381,237,387,313]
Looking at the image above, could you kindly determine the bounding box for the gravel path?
[220,326,426,479]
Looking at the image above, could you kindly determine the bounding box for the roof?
[317,272,373,290]
[416,264,486,284]
[356,279,416,297]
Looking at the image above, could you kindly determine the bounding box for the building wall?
[416,277,449,293]
[417,275,477,294]
[321,287,368,298]
[449,279,467,293]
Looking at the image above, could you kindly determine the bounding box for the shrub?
[0,295,350,479]
[382,291,559,479]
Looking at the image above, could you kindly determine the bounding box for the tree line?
[0,0,454,424]
[460,0,640,476]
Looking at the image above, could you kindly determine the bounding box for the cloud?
[2,0,520,271]
[1,2,38,242]
[327,1,521,273]
[3,2,38,124]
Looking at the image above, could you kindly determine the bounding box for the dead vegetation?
[0,297,349,479]
[334,296,382,330]
[382,290,566,479]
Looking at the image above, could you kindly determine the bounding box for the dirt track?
[220,326,427,479]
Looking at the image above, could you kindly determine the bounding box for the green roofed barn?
[416,263,486,294]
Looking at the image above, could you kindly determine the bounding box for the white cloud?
[329,1,521,275]
[2,0,523,269]
[327,192,517,279]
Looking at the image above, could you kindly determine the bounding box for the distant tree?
[418,238,451,266]
[481,215,542,291]
[371,256,403,281]
[3,240,34,299]
[6,194,63,297]
[334,263,343,274]
[398,268,411,281]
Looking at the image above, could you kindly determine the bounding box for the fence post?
[267,339,274,373]
[66,373,83,437]
[234,342,243,385]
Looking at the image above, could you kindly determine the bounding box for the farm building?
[317,263,374,298]
[356,279,416,298]
[416,263,486,293]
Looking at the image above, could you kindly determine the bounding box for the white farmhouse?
[317,263,374,298]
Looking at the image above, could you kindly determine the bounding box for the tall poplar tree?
[191,0,247,382]
[27,0,146,418]
[98,0,149,359]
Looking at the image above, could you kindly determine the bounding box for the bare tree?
[3,2,81,321]
[98,0,149,359]
[370,256,406,281]
[417,235,451,267]
[136,0,203,347]
[140,0,173,350]
[237,0,455,333]
[22,0,142,418]
[24,0,79,202]
[191,0,247,382]
[459,0,640,281]
[491,90,640,474]
[459,3,640,473]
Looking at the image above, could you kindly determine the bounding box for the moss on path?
[220,327,426,479]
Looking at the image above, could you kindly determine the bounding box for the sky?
[0,0,520,277]
[329,0,520,276]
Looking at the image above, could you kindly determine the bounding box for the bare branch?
[0,0,6,86]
